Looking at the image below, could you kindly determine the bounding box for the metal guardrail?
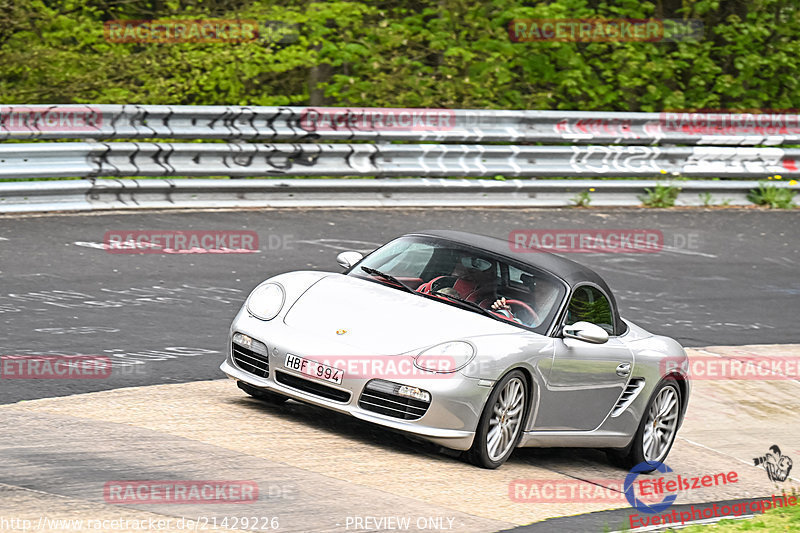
[0,179,785,213]
[3,105,800,145]
[1,105,798,212]
[1,142,798,179]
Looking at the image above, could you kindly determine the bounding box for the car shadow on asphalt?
[228,394,631,474]
[510,447,628,474]
[227,395,463,463]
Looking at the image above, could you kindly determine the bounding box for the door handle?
[616,362,631,377]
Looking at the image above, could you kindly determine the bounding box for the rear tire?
[465,370,528,469]
[607,378,681,472]
[237,381,289,405]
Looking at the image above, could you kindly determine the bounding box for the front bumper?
[220,310,489,451]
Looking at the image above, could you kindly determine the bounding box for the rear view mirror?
[336,251,363,270]
[562,321,609,344]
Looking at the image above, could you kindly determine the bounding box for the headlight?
[414,341,475,373]
[246,283,285,320]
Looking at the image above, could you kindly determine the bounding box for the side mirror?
[562,321,609,344]
[336,251,363,270]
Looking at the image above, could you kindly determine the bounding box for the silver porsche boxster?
[220,230,690,469]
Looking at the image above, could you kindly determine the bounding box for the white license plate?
[284,354,344,385]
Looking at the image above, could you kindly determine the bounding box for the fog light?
[233,332,252,347]
[397,385,431,403]
[232,332,268,355]
[365,379,432,404]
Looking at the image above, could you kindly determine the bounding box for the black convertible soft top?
[410,229,626,334]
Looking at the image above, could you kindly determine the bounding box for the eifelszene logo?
[753,445,793,482]
[625,462,677,514]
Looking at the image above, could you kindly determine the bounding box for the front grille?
[232,343,269,378]
[359,380,431,420]
[275,371,351,402]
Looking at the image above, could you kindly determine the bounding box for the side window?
[508,264,524,284]
[566,286,614,335]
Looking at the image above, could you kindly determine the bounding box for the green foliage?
[1,0,800,109]
[748,182,797,208]
[570,190,592,207]
[568,296,612,328]
[699,192,733,206]
[640,183,681,207]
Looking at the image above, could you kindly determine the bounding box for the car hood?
[282,274,519,354]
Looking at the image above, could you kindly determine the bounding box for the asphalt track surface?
[0,207,798,533]
[1,207,797,403]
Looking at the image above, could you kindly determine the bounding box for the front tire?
[609,378,681,472]
[237,381,289,405]
[465,370,528,469]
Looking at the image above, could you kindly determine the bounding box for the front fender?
[459,333,554,383]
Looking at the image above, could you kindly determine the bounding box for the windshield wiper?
[360,266,415,294]
[430,290,503,321]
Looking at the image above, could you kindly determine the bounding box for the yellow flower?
[768,176,773,179]
[660,169,667,174]
[775,175,782,179]
[589,188,595,191]
[790,180,798,186]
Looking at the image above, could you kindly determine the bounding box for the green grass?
[570,190,592,207]
[699,192,733,207]
[747,182,797,209]
[640,183,682,207]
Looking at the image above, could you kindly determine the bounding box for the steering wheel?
[501,299,539,326]
[417,275,458,294]
[464,286,495,304]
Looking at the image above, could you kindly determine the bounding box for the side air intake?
[611,378,645,417]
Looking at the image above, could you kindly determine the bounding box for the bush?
[570,190,592,207]
[2,0,800,111]
[748,183,796,209]
[640,183,681,207]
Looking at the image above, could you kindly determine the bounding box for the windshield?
[348,236,567,333]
